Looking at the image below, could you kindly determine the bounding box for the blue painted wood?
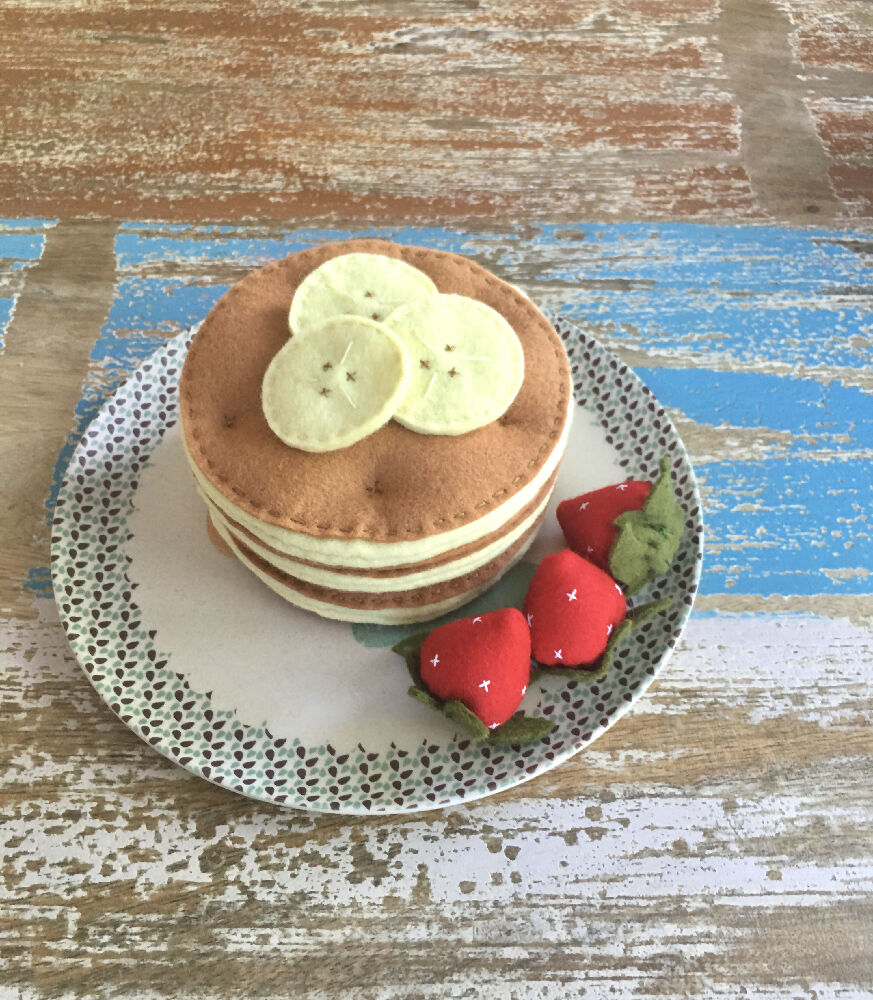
[29,221,873,602]
[527,224,873,371]
[0,218,55,352]
[636,367,872,448]
[636,366,872,595]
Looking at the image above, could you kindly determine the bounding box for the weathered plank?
[20,221,873,604]
[2,602,871,997]
[0,219,55,353]
[2,0,873,978]
[4,0,869,223]
[0,221,118,618]
[1,217,871,998]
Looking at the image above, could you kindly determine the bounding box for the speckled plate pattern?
[51,320,703,814]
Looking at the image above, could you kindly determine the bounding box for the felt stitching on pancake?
[179,239,573,624]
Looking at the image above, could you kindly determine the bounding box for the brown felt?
[180,239,571,543]
[231,515,544,611]
[213,469,558,579]
[206,512,232,557]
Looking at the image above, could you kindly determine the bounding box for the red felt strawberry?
[523,548,626,667]
[419,608,531,730]
[557,480,652,572]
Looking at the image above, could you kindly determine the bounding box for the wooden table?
[2,3,872,996]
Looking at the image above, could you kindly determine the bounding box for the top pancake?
[180,239,571,544]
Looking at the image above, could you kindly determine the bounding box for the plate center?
[125,408,620,750]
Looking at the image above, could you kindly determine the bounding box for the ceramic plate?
[51,319,703,814]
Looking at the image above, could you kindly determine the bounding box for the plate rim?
[50,319,703,815]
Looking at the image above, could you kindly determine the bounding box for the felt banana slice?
[289,252,437,336]
[387,293,525,435]
[262,316,411,453]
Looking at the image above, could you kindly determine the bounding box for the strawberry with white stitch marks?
[419,608,531,729]
[557,480,652,573]
[523,549,627,667]
[555,458,684,595]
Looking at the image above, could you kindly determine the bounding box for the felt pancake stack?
[179,239,573,624]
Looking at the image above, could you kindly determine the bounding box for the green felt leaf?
[626,595,672,624]
[531,621,631,684]
[391,631,429,685]
[488,713,557,746]
[532,663,607,683]
[407,685,441,711]
[532,662,598,681]
[531,597,671,684]
[408,687,550,745]
[392,621,556,747]
[596,617,635,676]
[391,631,429,660]
[442,699,491,740]
[609,456,685,594]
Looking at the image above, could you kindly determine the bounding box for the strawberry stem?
[608,456,685,594]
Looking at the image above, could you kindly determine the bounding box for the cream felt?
[262,316,411,453]
[206,510,232,556]
[288,252,437,336]
[212,514,534,625]
[182,393,573,569]
[226,512,536,611]
[209,487,552,593]
[208,468,557,579]
[388,294,524,435]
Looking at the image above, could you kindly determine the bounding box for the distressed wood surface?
[2,1,873,997]
[2,0,873,225]
[3,219,871,999]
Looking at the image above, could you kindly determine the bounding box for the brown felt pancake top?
[180,239,571,543]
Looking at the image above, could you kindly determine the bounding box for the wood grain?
[2,0,871,224]
[2,606,872,997]
[0,221,117,620]
[2,218,872,999]
[2,0,873,995]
